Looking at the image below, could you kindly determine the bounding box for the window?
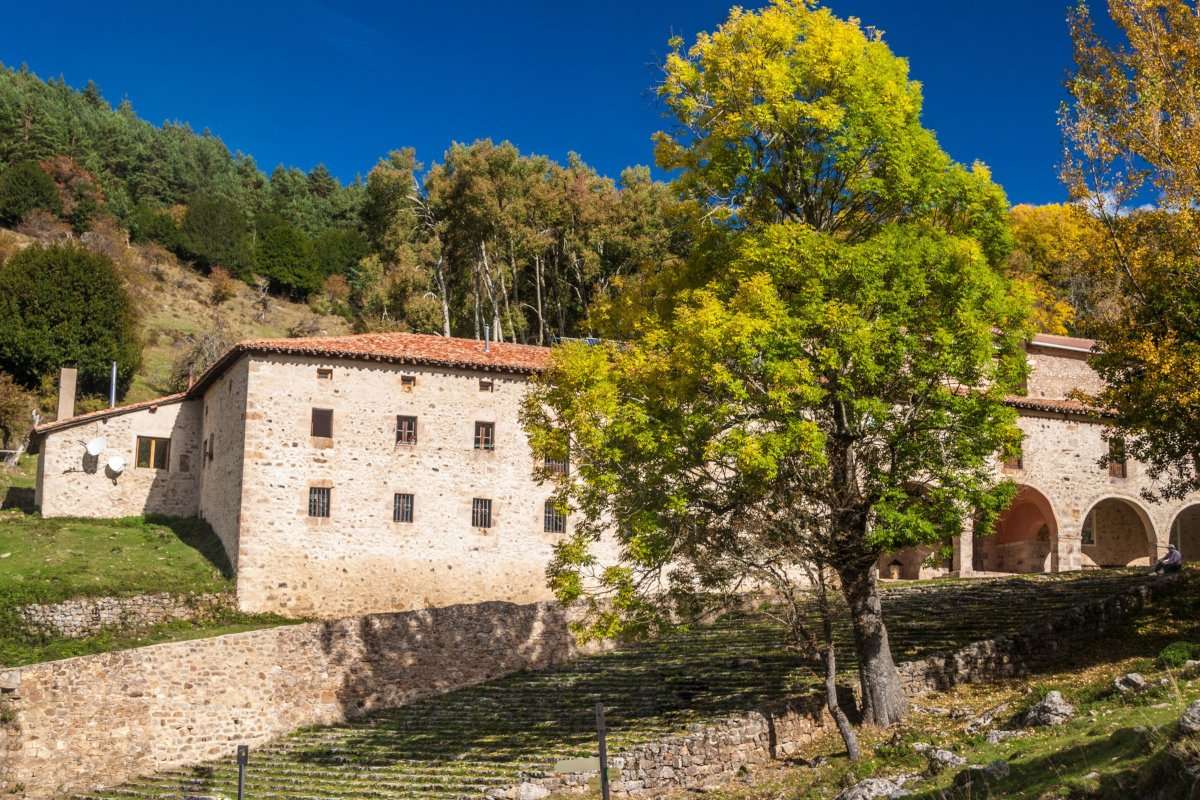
[311,408,333,438]
[544,454,569,476]
[1108,438,1127,478]
[317,368,333,381]
[393,493,414,523]
[472,498,492,528]
[396,415,418,445]
[1081,513,1095,545]
[308,487,331,518]
[479,379,495,392]
[1003,445,1023,471]
[474,421,495,450]
[135,436,170,470]
[401,375,416,391]
[544,501,567,533]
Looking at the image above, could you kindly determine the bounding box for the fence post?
[237,744,248,800]
[595,702,610,800]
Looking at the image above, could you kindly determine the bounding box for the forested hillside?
[0,62,690,432]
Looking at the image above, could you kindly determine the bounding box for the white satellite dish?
[106,454,126,474]
[84,437,106,457]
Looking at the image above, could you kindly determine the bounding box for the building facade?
[34,332,1200,617]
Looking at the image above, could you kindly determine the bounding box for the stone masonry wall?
[16,593,234,639]
[36,399,202,519]
[233,354,617,618]
[0,600,593,798]
[198,355,251,570]
[519,577,1175,799]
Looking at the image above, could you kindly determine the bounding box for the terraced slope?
[83,571,1155,800]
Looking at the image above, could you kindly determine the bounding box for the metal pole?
[237,744,248,800]
[594,702,610,800]
[109,361,117,408]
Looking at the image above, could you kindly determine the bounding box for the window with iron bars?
[308,487,331,518]
[393,492,414,523]
[543,501,566,533]
[474,421,495,450]
[396,415,418,445]
[544,454,569,476]
[1108,438,1127,478]
[472,498,492,528]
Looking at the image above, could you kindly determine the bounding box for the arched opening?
[1080,497,1156,568]
[875,545,948,580]
[1169,505,1200,563]
[974,485,1057,574]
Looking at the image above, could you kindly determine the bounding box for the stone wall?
[198,355,251,570]
[16,593,234,639]
[1025,345,1102,400]
[232,354,617,618]
[0,600,592,798]
[36,399,202,519]
[521,577,1176,799]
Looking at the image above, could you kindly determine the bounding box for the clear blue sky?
[0,1,1110,205]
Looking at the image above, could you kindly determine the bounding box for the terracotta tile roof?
[34,392,188,435]
[1004,394,1111,418]
[1029,333,1096,353]
[233,332,551,374]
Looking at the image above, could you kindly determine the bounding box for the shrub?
[209,266,237,306]
[15,209,72,242]
[169,331,235,392]
[0,372,34,450]
[0,244,141,395]
[0,161,61,226]
[1158,641,1200,668]
[127,202,181,248]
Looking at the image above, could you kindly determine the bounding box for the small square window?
[401,375,416,391]
[472,498,492,528]
[543,500,567,533]
[474,421,495,450]
[544,454,569,476]
[479,379,494,392]
[135,436,171,470]
[393,492,414,523]
[317,368,333,380]
[1003,447,1023,471]
[311,408,333,438]
[309,487,331,518]
[396,415,418,445]
[1108,438,1127,478]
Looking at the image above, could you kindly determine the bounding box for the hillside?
[0,225,349,410]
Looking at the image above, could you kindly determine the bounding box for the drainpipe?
[109,361,117,408]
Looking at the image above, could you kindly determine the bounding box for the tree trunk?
[822,644,860,760]
[534,255,545,345]
[837,563,907,726]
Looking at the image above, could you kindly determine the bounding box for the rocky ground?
[75,571,1173,800]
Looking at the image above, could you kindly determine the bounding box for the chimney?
[56,367,77,421]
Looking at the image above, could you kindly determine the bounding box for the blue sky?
[0,1,1110,205]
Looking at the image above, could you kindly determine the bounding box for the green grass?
[0,512,233,604]
[77,571,1171,800]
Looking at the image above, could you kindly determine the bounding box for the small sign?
[554,757,601,774]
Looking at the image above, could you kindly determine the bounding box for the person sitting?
[1151,543,1184,575]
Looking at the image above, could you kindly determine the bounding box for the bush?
[1157,641,1200,668]
[178,195,255,277]
[0,244,141,395]
[127,202,181,248]
[0,161,61,226]
[169,331,234,392]
[209,266,237,305]
[0,372,34,450]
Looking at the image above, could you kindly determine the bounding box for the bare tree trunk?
[837,563,907,727]
[433,256,451,337]
[815,571,860,760]
[534,254,546,345]
[479,242,504,341]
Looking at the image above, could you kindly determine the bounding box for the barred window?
[393,493,414,523]
[472,498,492,528]
[308,487,331,518]
[479,379,494,392]
[1108,438,1127,478]
[135,436,171,470]
[317,368,333,380]
[1003,445,1023,471]
[396,415,418,445]
[474,421,495,450]
[544,454,569,476]
[543,501,567,534]
[311,408,333,438]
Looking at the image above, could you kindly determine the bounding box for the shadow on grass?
[1,486,34,513]
[143,514,234,580]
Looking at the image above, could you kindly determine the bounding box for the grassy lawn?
[78,571,1177,800]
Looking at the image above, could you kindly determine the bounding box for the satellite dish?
[84,437,106,457]
[106,455,126,474]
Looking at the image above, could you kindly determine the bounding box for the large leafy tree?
[525,0,1029,728]
[0,244,141,395]
[1061,0,1200,498]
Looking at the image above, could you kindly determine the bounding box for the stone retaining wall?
[16,593,235,639]
[0,600,592,798]
[517,577,1175,798]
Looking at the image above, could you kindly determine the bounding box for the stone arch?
[1079,495,1157,569]
[1169,504,1200,563]
[974,484,1058,574]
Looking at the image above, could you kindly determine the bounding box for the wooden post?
[595,702,610,800]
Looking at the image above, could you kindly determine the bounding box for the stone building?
[32,331,1200,616]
